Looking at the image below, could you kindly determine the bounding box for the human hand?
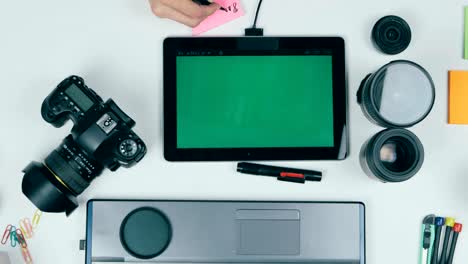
[149,0,220,27]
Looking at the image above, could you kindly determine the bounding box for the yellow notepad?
[449,70,468,124]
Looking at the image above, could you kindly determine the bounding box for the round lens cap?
[120,207,172,259]
[369,60,435,127]
[372,15,412,55]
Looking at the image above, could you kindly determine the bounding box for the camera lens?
[22,135,104,215]
[372,15,411,55]
[45,136,103,194]
[357,60,435,128]
[360,128,424,182]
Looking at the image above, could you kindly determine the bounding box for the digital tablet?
[163,37,347,161]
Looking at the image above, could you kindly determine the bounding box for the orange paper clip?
[32,210,42,229]
[1,224,12,244]
[20,218,34,239]
[15,229,28,248]
[21,245,33,264]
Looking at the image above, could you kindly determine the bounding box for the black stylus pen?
[431,217,445,264]
[192,0,228,12]
[447,223,462,264]
[237,162,322,184]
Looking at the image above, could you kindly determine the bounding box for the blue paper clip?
[10,226,17,247]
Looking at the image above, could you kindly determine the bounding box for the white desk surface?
[1,0,468,263]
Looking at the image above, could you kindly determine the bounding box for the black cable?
[252,0,264,28]
[245,0,264,36]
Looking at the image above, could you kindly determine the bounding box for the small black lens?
[372,15,411,55]
[360,128,424,182]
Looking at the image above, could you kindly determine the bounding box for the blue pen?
[431,217,445,264]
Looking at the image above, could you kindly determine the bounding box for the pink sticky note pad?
[192,0,244,35]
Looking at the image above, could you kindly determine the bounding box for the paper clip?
[32,210,42,229]
[21,245,33,264]
[1,224,12,244]
[15,229,28,248]
[10,226,17,247]
[20,218,34,239]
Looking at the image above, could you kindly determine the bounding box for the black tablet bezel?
[163,37,347,161]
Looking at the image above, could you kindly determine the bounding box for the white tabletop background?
[1,0,468,263]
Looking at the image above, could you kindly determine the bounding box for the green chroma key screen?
[176,55,334,149]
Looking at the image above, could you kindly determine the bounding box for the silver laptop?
[85,200,365,264]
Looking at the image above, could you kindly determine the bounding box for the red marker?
[447,223,462,264]
[237,162,322,184]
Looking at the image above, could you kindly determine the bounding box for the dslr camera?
[22,76,146,216]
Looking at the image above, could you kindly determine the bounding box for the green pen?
[419,215,435,264]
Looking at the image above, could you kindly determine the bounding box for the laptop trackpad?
[236,209,300,255]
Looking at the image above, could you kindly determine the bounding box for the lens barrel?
[357,60,435,128]
[22,136,104,215]
[360,128,424,182]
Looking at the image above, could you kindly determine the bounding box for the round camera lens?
[120,207,171,259]
[360,128,424,183]
[372,15,411,55]
[357,60,435,128]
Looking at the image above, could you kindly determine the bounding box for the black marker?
[447,223,462,264]
[237,162,322,184]
[439,217,455,264]
[192,0,228,12]
[431,217,445,264]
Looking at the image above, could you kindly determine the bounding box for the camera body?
[22,76,146,215]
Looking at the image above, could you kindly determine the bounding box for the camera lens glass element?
[360,128,424,182]
[372,15,411,55]
[357,60,435,128]
[120,207,172,259]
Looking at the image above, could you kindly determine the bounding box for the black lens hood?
[22,161,78,216]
